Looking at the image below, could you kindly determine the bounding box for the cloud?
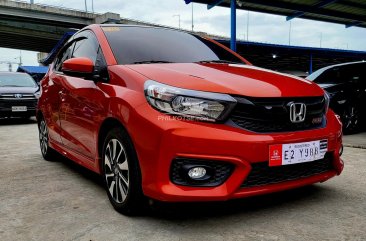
[0,0,365,67]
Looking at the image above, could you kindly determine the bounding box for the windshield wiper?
[196,60,242,64]
[133,60,173,64]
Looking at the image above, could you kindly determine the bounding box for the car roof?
[316,61,366,72]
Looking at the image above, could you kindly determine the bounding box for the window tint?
[315,67,342,84]
[102,26,245,65]
[71,32,99,63]
[54,42,75,71]
[309,62,366,84]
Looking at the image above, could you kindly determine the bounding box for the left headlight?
[144,80,237,122]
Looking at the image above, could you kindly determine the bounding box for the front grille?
[0,94,36,100]
[241,153,334,188]
[230,96,326,133]
[170,158,234,187]
[0,94,37,110]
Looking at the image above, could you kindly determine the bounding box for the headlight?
[34,91,41,99]
[144,80,237,122]
[324,91,330,114]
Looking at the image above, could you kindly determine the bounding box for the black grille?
[170,158,234,187]
[241,153,334,188]
[0,97,37,111]
[230,96,326,133]
[0,94,38,111]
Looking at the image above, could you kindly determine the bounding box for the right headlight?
[324,91,330,114]
[144,80,237,122]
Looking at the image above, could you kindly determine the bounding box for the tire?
[38,117,58,161]
[102,127,146,215]
[341,104,361,134]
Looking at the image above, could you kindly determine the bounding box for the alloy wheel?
[104,139,129,204]
[39,120,48,156]
[343,105,360,131]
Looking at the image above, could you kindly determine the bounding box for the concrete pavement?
[0,119,365,241]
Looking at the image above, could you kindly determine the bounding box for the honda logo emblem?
[289,102,306,123]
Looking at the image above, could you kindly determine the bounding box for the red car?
[37,24,344,215]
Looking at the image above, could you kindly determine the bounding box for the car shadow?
[50,152,104,188]
[0,117,37,125]
[51,152,329,219]
[148,185,326,220]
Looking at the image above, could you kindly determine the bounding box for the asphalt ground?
[0,118,365,241]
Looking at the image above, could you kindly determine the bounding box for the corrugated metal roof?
[185,0,366,28]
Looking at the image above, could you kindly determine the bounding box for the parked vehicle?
[0,72,40,119]
[37,24,344,215]
[307,61,366,134]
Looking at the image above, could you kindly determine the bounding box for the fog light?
[188,167,207,179]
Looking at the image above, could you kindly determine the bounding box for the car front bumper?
[130,104,344,202]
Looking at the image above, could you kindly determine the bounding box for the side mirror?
[62,57,94,78]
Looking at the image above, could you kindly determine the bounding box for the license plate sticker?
[269,140,327,166]
[12,106,27,112]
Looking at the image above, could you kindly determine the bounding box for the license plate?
[12,106,27,112]
[269,140,327,166]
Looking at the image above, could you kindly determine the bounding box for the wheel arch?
[97,117,128,173]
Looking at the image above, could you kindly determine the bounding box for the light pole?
[288,20,292,45]
[173,14,181,29]
[320,32,322,47]
[246,11,249,41]
[84,0,88,12]
[191,3,194,32]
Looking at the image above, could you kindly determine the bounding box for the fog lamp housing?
[170,158,234,187]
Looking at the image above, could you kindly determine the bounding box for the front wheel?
[102,127,146,215]
[341,104,361,134]
[38,117,57,161]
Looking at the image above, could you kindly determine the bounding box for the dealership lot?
[0,119,365,241]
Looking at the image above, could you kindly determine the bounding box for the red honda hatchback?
[37,24,344,215]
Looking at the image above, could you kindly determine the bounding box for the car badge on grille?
[289,102,306,123]
[14,94,23,98]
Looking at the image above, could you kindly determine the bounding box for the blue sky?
[1,0,365,71]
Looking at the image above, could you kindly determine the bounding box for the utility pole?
[92,0,94,13]
[30,0,34,4]
[173,14,181,29]
[191,3,194,32]
[288,21,292,45]
[0,61,18,72]
[320,32,322,47]
[246,11,249,41]
[84,0,88,12]
[19,50,22,66]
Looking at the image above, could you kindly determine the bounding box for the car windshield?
[102,26,245,65]
[0,73,37,87]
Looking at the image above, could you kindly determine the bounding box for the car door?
[58,31,109,160]
[45,41,75,144]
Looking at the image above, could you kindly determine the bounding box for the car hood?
[317,83,339,89]
[0,86,38,94]
[127,63,324,97]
